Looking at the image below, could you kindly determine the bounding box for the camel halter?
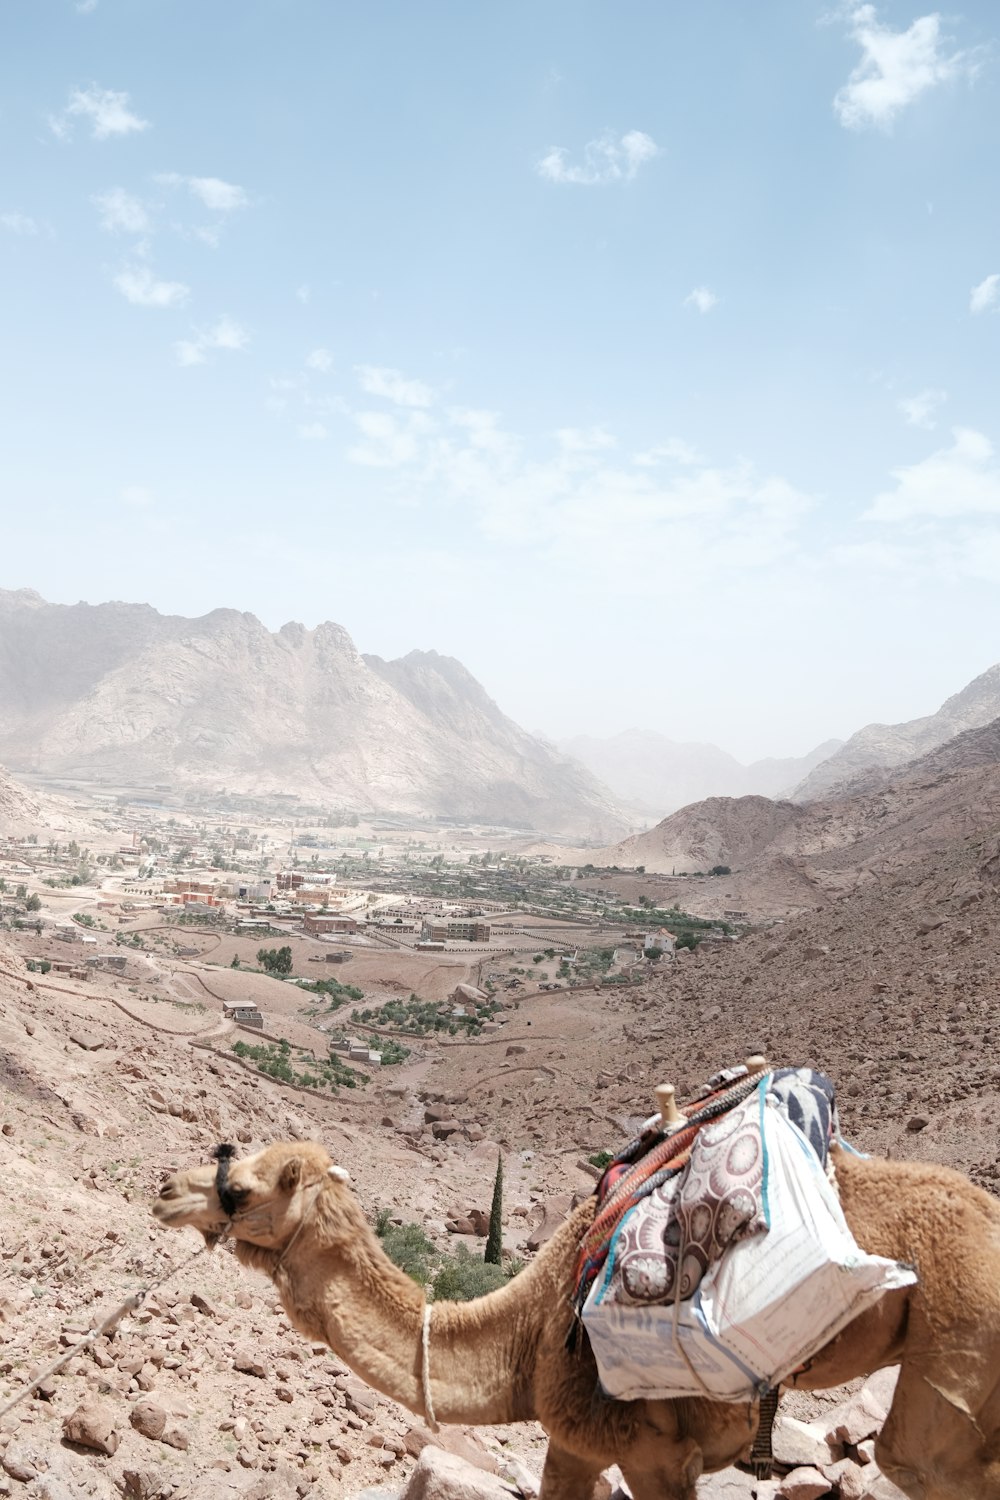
[210,1143,350,1265]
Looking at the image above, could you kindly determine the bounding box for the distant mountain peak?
[792,662,1000,801]
[0,589,627,837]
[563,728,843,816]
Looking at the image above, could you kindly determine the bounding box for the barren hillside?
[2,755,1000,1497]
[792,662,1000,801]
[589,795,807,874]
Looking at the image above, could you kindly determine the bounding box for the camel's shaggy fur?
[153,1140,1000,1500]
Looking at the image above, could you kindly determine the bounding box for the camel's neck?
[241,1195,543,1426]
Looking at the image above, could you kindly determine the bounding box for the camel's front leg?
[538,1442,604,1499]
[619,1438,703,1500]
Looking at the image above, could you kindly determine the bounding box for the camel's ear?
[278,1157,303,1192]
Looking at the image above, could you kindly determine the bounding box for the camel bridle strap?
[211,1142,241,1219]
[421,1302,439,1432]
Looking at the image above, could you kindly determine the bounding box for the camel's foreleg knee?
[620,1438,703,1500]
[538,1442,604,1500]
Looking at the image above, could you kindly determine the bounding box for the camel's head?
[152,1140,351,1251]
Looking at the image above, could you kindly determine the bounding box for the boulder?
[824,1385,888,1446]
[862,1366,900,1411]
[401,1447,514,1499]
[130,1398,190,1449]
[454,984,488,1006]
[69,1030,105,1051]
[777,1469,830,1500]
[859,1472,908,1499]
[771,1413,841,1470]
[696,1470,755,1496]
[232,1346,268,1377]
[526,1193,575,1252]
[821,1459,868,1500]
[404,1424,499,1474]
[62,1396,120,1455]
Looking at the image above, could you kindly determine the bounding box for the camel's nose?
[151,1177,184,1219]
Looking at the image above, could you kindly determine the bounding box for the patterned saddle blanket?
[576,1066,916,1402]
[572,1066,838,1316]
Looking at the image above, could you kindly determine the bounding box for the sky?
[3,1,1000,762]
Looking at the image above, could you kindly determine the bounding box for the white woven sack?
[582,1086,916,1401]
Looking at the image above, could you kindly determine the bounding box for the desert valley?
[0,593,999,1500]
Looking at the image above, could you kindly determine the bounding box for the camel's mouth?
[152,1175,228,1241]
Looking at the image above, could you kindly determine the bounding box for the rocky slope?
[592,794,806,875]
[792,662,1000,801]
[0,766,42,836]
[563,728,841,815]
[0,591,625,838]
[2,751,1000,1497]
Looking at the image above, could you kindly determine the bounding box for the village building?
[643,928,676,959]
[223,1001,264,1030]
[420,918,491,943]
[303,913,358,936]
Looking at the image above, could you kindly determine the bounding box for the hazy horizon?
[4,2,1000,763]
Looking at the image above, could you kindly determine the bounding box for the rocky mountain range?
[576,706,1000,925]
[0,590,626,838]
[791,662,1000,801]
[562,728,841,815]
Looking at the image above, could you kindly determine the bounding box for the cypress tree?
[484,1152,504,1265]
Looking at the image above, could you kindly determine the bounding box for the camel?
[153,1139,1000,1500]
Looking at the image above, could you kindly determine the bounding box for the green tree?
[25,893,41,912]
[257,945,293,976]
[230,954,241,968]
[484,1153,504,1266]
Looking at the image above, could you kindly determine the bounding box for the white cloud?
[536,129,659,185]
[356,365,435,408]
[173,316,250,366]
[93,187,150,235]
[347,409,432,467]
[76,0,99,12]
[865,427,1000,521]
[334,393,812,595]
[633,439,701,467]
[897,388,947,429]
[1,211,38,235]
[113,264,189,308]
[156,173,248,213]
[684,286,719,313]
[833,5,976,131]
[121,485,153,507]
[296,284,311,304]
[970,273,1000,315]
[555,426,616,454]
[297,422,327,440]
[50,84,149,142]
[306,348,332,373]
